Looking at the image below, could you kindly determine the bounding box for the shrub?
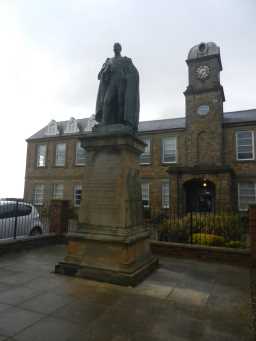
[192,233,225,247]
[158,217,190,243]
[156,212,248,246]
[225,240,244,249]
[189,212,247,243]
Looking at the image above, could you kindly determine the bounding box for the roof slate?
[27,109,256,141]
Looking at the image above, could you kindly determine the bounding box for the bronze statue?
[95,43,140,131]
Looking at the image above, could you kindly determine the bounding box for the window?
[75,142,87,165]
[46,120,58,136]
[141,183,150,207]
[55,143,66,166]
[17,204,32,217]
[238,182,256,211]
[74,185,82,207]
[36,144,47,167]
[0,203,16,219]
[140,138,151,164]
[64,117,79,134]
[236,131,254,161]
[52,184,64,199]
[162,137,177,163]
[84,115,96,132]
[162,181,170,209]
[33,184,45,206]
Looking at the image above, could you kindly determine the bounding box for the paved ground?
[0,244,253,340]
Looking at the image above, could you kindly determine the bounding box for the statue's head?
[113,42,122,55]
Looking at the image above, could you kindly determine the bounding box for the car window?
[17,204,32,217]
[0,203,16,219]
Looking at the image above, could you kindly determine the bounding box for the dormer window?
[64,117,79,134]
[46,120,58,136]
[84,115,96,132]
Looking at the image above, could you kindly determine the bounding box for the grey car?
[0,200,43,239]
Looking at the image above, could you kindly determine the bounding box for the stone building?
[24,42,256,216]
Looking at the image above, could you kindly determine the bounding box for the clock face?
[197,105,209,116]
[196,65,210,80]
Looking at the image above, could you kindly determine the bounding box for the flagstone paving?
[0,244,253,340]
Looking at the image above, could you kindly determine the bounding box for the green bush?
[157,212,248,247]
[192,233,225,247]
[158,217,190,243]
[225,240,244,249]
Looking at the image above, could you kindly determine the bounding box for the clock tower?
[184,42,225,166]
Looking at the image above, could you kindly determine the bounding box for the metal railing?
[146,209,249,249]
[0,198,49,240]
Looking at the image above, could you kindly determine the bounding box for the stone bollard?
[249,204,256,265]
[49,200,69,234]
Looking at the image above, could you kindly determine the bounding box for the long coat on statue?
[95,56,140,131]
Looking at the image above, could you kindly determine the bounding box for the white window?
[46,120,58,136]
[236,131,255,161]
[162,181,170,209]
[238,182,256,211]
[52,184,64,199]
[33,184,45,205]
[75,142,87,165]
[55,143,66,166]
[36,144,47,167]
[85,115,97,132]
[64,117,79,134]
[162,137,177,163]
[141,183,150,208]
[140,138,151,164]
[74,184,82,207]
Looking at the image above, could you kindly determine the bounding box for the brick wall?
[24,137,85,205]
[24,121,256,215]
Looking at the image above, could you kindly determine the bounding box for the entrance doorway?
[183,179,215,213]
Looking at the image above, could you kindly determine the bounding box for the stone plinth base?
[55,128,158,286]
[55,233,158,286]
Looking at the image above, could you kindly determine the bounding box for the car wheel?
[30,226,42,236]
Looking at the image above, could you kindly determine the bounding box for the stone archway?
[183,178,216,213]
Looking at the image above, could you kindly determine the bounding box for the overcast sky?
[0,0,255,198]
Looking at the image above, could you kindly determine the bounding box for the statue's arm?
[123,57,137,75]
[98,58,110,80]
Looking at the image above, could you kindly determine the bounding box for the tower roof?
[187,42,220,60]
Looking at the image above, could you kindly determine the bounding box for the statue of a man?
[95,43,140,131]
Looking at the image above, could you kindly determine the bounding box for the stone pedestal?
[55,127,158,286]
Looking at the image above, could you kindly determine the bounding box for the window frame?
[33,184,45,206]
[64,118,79,134]
[238,182,256,211]
[75,141,87,166]
[161,181,170,209]
[236,130,255,161]
[141,182,150,208]
[73,184,82,207]
[36,144,47,168]
[55,143,66,167]
[161,136,177,164]
[139,137,151,165]
[52,183,64,200]
[46,120,58,136]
